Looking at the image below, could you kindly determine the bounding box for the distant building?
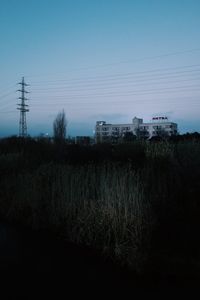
[94,116,178,143]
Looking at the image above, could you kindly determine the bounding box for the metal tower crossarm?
[17,77,30,137]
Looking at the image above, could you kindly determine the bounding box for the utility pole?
[17,77,29,137]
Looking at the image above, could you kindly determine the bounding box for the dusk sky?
[0,0,200,137]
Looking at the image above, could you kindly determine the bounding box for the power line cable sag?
[0,91,16,100]
[31,91,200,108]
[33,70,200,91]
[31,97,200,107]
[31,84,200,99]
[1,73,199,105]
[26,47,200,78]
[32,77,200,94]
[0,110,16,114]
[31,64,200,86]
[32,91,200,103]
[0,84,16,96]
[1,60,200,117]
[2,65,199,96]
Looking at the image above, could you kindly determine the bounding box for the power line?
[30,90,200,108]
[0,102,15,111]
[0,110,16,114]
[30,97,200,107]
[0,91,16,100]
[1,69,199,108]
[31,77,200,94]
[0,84,16,96]
[30,84,200,99]
[1,59,199,125]
[31,64,200,85]
[26,47,200,78]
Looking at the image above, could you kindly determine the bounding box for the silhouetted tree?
[53,110,67,143]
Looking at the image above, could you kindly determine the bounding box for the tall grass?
[0,162,153,271]
[0,138,200,273]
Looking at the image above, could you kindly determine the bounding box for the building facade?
[95,117,178,143]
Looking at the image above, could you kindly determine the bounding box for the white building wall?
[95,117,178,142]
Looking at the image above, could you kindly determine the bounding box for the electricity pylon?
[17,77,29,137]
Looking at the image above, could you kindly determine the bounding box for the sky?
[0,0,200,137]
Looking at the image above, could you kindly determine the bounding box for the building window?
[140,126,149,130]
[102,127,109,131]
[112,127,119,131]
[122,127,130,130]
[112,132,119,136]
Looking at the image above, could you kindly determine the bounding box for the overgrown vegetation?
[0,135,200,274]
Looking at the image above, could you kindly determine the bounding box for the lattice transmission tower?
[17,77,30,137]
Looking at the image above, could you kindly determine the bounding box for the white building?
[95,116,178,143]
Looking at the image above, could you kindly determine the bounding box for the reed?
[0,138,200,273]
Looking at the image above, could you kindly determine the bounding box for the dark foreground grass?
[0,137,200,277]
[1,222,199,297]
